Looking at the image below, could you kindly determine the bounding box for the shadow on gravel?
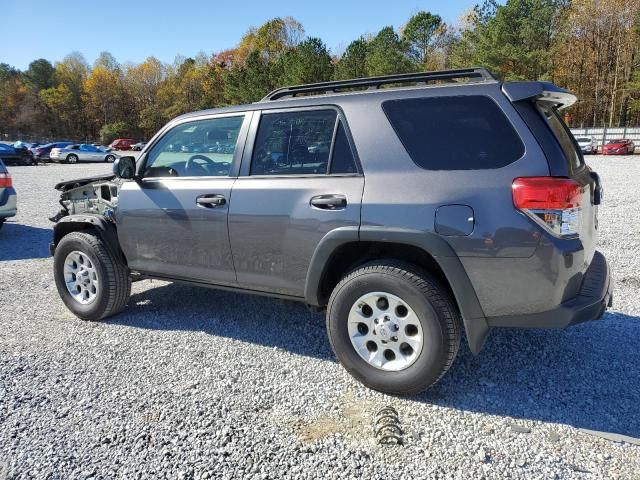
[114,282,640,438]
[0,222,51,261]
[421,311,640,438]
[116,281,333,360]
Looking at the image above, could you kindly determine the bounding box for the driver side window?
[144,115,244,178]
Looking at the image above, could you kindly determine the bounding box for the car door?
[228,107,364,297]
[78,144,98,161]
[117,112,251,284]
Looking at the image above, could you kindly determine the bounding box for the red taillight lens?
[512,177,582,210]
[512,177,584,238]
[0,172,12,188]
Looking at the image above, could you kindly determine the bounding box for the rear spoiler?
[502,81,576,110]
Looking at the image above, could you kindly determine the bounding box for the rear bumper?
[0,187,18,218]
[487,251,612,328]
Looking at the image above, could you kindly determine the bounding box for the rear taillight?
[0,172,12,188]
[512,177,583,238]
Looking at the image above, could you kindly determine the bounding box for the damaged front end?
[50,174,123,223]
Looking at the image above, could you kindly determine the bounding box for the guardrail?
[570,127,640,147]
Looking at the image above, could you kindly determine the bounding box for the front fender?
[51,214,126,264]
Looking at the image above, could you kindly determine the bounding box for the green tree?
[366,27,413,76]
[281,37,333,85]
[403,11,443,66]
[25,59,55,91]
[451,0,566,80]
[224,50,279,104]
[334,37,369,79]
[99,121,130,144]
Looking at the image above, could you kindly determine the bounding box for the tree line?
[1,0,639,143]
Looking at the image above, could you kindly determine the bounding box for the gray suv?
[50,68,612,394]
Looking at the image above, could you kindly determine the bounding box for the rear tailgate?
[536,102,599,265]
[503,81,600,267]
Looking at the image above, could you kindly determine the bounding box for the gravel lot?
[1,157,639,479]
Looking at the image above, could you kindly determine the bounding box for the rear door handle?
[310,194,347,210]
[196,194,226,208]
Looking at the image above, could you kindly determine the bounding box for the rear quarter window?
[382,95,524,170]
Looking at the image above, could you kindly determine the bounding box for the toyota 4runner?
[50,68,612,394]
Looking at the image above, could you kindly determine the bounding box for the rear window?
[537,103,582,169]
[382,95,524,170]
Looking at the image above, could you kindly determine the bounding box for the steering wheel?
[185,154,215,174]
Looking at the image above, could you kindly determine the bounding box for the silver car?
[0,159,17,229]
[50,144,118,164]
[576,136,598,154]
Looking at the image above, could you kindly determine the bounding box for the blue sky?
[1,0,479,70]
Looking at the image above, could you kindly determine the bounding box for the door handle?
[310,194,347,210]
[196,194,226,208]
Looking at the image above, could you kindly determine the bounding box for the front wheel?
[105,154,115,163]
[326,261,461,395]
[53,231,131,321]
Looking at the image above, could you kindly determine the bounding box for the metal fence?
[570,127,640,147]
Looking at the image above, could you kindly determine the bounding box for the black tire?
[53,231,131,321]
[66,154,78,164]
[105,154,115,163]
[326,261,461,395]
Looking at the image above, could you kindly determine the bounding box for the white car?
[576,136,598,154]
[50,144,118,164]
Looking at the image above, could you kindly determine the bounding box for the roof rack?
[261,68,497,101]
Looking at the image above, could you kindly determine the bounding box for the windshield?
[607,139,625,144]
[576,137,591,143]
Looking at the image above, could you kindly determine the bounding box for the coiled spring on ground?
[374,406,403,445]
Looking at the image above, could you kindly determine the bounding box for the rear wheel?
[66,154,78,164]
[53,231,131,321]
[326,261,461,395]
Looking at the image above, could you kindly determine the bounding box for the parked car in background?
[575,136,598,154]
[108,138,135,150]
[0,159,17,229]
[0,143,35,166]
[602,138,635,155]
[181,142,207,153]
[32,142,74,162]
[131,142,146,151]
[50,144,118,164]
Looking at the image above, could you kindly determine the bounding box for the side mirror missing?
[113,156,137,179]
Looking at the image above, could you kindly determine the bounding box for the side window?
[330,121,357,174]
[251,110,337,175]
[144,115,244,178]
[382,96,525,170]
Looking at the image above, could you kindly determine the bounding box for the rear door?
[117,113,251,284]
[228,107,364,297]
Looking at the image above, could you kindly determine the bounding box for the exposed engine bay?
[50,174,123,222]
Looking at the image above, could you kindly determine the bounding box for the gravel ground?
[1,157,639,480]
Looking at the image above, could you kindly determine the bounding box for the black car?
[32,142,74,162]
[0,143,35,166]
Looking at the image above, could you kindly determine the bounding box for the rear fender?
[305,226,490,353]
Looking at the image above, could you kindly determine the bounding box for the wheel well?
[53,221,94,246]
[53,220,128,265]
[317,241,456,308]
